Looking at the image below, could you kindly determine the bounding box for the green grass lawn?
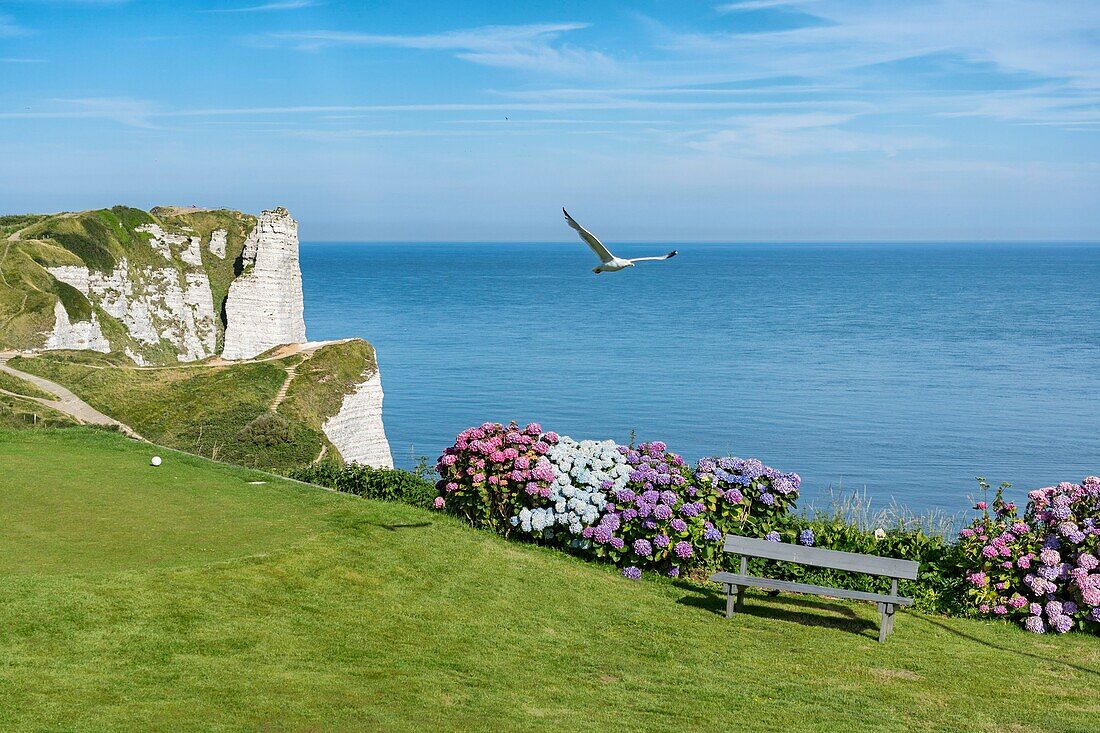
[1,429,1097,732]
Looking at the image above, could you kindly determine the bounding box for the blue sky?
[1,0,1098,241]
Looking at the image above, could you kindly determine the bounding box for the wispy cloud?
[664,0,1100,125]
[716,1,817,12]
[684,112,942,157]
[0,98,157,128]
[205,1,316,12]
[269,22,613,76]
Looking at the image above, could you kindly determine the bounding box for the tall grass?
[803,485,966,539]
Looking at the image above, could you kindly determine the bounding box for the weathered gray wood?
[709,572,913,606]
[725,584,735,618]
[723,535,919,580]
[736,555,748,611]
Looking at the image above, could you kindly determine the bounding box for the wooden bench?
[710,534,919,643]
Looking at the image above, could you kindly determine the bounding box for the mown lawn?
[1,429,1097,732]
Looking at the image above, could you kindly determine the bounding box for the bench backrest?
[723,534,919,580]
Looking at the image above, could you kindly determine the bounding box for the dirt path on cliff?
[0,352,146,439]
[16,339,352,372]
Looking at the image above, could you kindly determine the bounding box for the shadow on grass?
[676,583,877,638]
[916,615,1100,678]
[370,522,433,532]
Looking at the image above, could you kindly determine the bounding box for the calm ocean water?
[300,242,1100,514]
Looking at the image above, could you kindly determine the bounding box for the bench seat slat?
[710,572,914,606]
[722,534,919,580]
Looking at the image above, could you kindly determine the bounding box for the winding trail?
[270,364,298,411]
[0,352,145,440]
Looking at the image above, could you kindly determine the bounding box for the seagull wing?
[627,250,678,264]
[563,208,615,263]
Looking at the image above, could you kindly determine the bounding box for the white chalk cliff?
[323,371,394,468]
[44,301,111,353]
[221,207,306,361]
[47,244,219,364]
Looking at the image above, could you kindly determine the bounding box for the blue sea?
[300,242,1100,514]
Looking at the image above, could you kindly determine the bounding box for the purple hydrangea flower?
[1024,615,1046,634]
[799,529,815,547]
[666,566,680,578]
[674,541,694,559]
[765,531,781,542]
[670,518,688,533]
[654,533,670,548]
[621,566,641,580]
[704,527,722,542]
[609,537,625,550]
[633,539,653,557]
[654,504,673,521]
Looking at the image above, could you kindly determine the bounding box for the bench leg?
[725,584,735,618]
[878,603,895,643]
[735,584,745,612]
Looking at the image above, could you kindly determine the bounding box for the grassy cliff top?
[7,338,379,471]
[0,427,1096,732]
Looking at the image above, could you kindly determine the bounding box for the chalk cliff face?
[322,371,394,468]
[221,207,307,361]
[43,301,111,353]
[46,231,219,364]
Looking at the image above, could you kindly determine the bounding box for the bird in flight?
[563,208,678,274]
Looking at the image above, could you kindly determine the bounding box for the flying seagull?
[563,208,678,274]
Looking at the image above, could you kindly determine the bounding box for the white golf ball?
[151,455,162,467]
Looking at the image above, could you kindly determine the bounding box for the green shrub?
[236,411,293,446]
[289,462,437,509]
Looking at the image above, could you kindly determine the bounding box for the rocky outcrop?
[322,369,394,468]
[208,229,227,258]
[46,255,218,363]
[44,301,110,353]
[221,207,306,361]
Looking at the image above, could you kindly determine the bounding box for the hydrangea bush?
[434,421,560,535]
[958,476,1100,634]
[435,426,802,579]
[510,437,629,547]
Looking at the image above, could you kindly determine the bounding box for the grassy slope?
[1,429,1097,733]
[7,340,378,470]
[0,369,56,400]
[279,339,377,427]
[0,393,77,429]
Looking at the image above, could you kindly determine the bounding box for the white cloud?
[716,1,818,12]
[270,22,614,76]
[663,0,1100,125]
[684,112,942,157]
[205,1,316,12]
[0,98,157,128]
